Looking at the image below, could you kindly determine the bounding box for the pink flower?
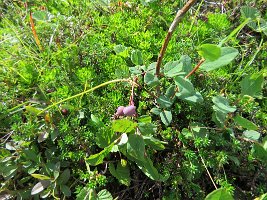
[123,105,136,116]
[116,106,125,116]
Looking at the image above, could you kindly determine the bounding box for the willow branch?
[185,58,205,79]
[155,0,198,77]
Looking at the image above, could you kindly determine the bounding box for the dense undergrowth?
[0,0,266,199]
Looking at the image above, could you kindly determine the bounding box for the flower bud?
[116,106,125,116]
[123,105,136,116]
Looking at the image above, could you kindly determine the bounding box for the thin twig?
[155,0,198,77]
[185,58,205,79]
[198,150,218,189]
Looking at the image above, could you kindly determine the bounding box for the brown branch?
[185,58,205,79]
[155,0,198,77]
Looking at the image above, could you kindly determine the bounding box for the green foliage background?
[0,0,266,199]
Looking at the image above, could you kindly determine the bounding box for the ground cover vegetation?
[0,0,266,199]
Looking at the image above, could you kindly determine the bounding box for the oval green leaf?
[200,47,238,71]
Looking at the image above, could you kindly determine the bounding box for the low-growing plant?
[0,0,266,199]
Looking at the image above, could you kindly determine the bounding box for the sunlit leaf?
[198,44,221,61]
[205,188,234,200]
[243,130,260,141]
[200,47,238,71]
[112,119,137,133]
[31,174,51,180]
[234,115,258,130]
[240,73,264,98]
[212,96,236,114]
[174,76,203,103]
[97,189,113,200]
[86,143,114,166]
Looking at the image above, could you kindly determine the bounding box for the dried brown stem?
[185,58,205,79]
[30,12,43,51]
[155,0,198,77]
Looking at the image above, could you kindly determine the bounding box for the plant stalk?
[155,0,198,77]
[37,79,132,115]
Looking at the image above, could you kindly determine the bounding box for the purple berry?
[123,105,136,116]
[116,106,125,116]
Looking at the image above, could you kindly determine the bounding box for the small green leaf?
[131,50,143,65]
[138,115,152,123]
[31,174,51,180]
[32,11,50,21]
[146,62,157,74]
[174,76,195,95]
[198,44,221,61]
[137,157,169,181]
[255,193,267,200]
[163,61,184,77]
[240,73,264,98]
[157,95,173,108]
[114,44,127,54]
[86,143,114,166]
[179,55,192,74]
[241,6,262,31]
[165,85,176,98]
[97,189,113,200]
[96,129,115,148]
[138,123,157,135]
[200,47,238,71]
[25,106,42,116]
[2,164,17,178]
[160,110,172,126]
[53,162,60,180]
[127,134,145,161]
[91,114,104,126]
[174,76,203,103]
[144,72,159,87]
[61,185,71,197]
[23,149,40,163]
[109,162,131,186]
[243,130,260,141]
[212,111,227,127]
[112,119,137,133]
[143,136,166,150]
[129,66,142,75]
[234,115,258,130]
[205,188,234,200]
[212,96,236,114]
[76,188,97,200]
[252,143,267,162]
[57,169,70,185]
[151,107,161,115]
